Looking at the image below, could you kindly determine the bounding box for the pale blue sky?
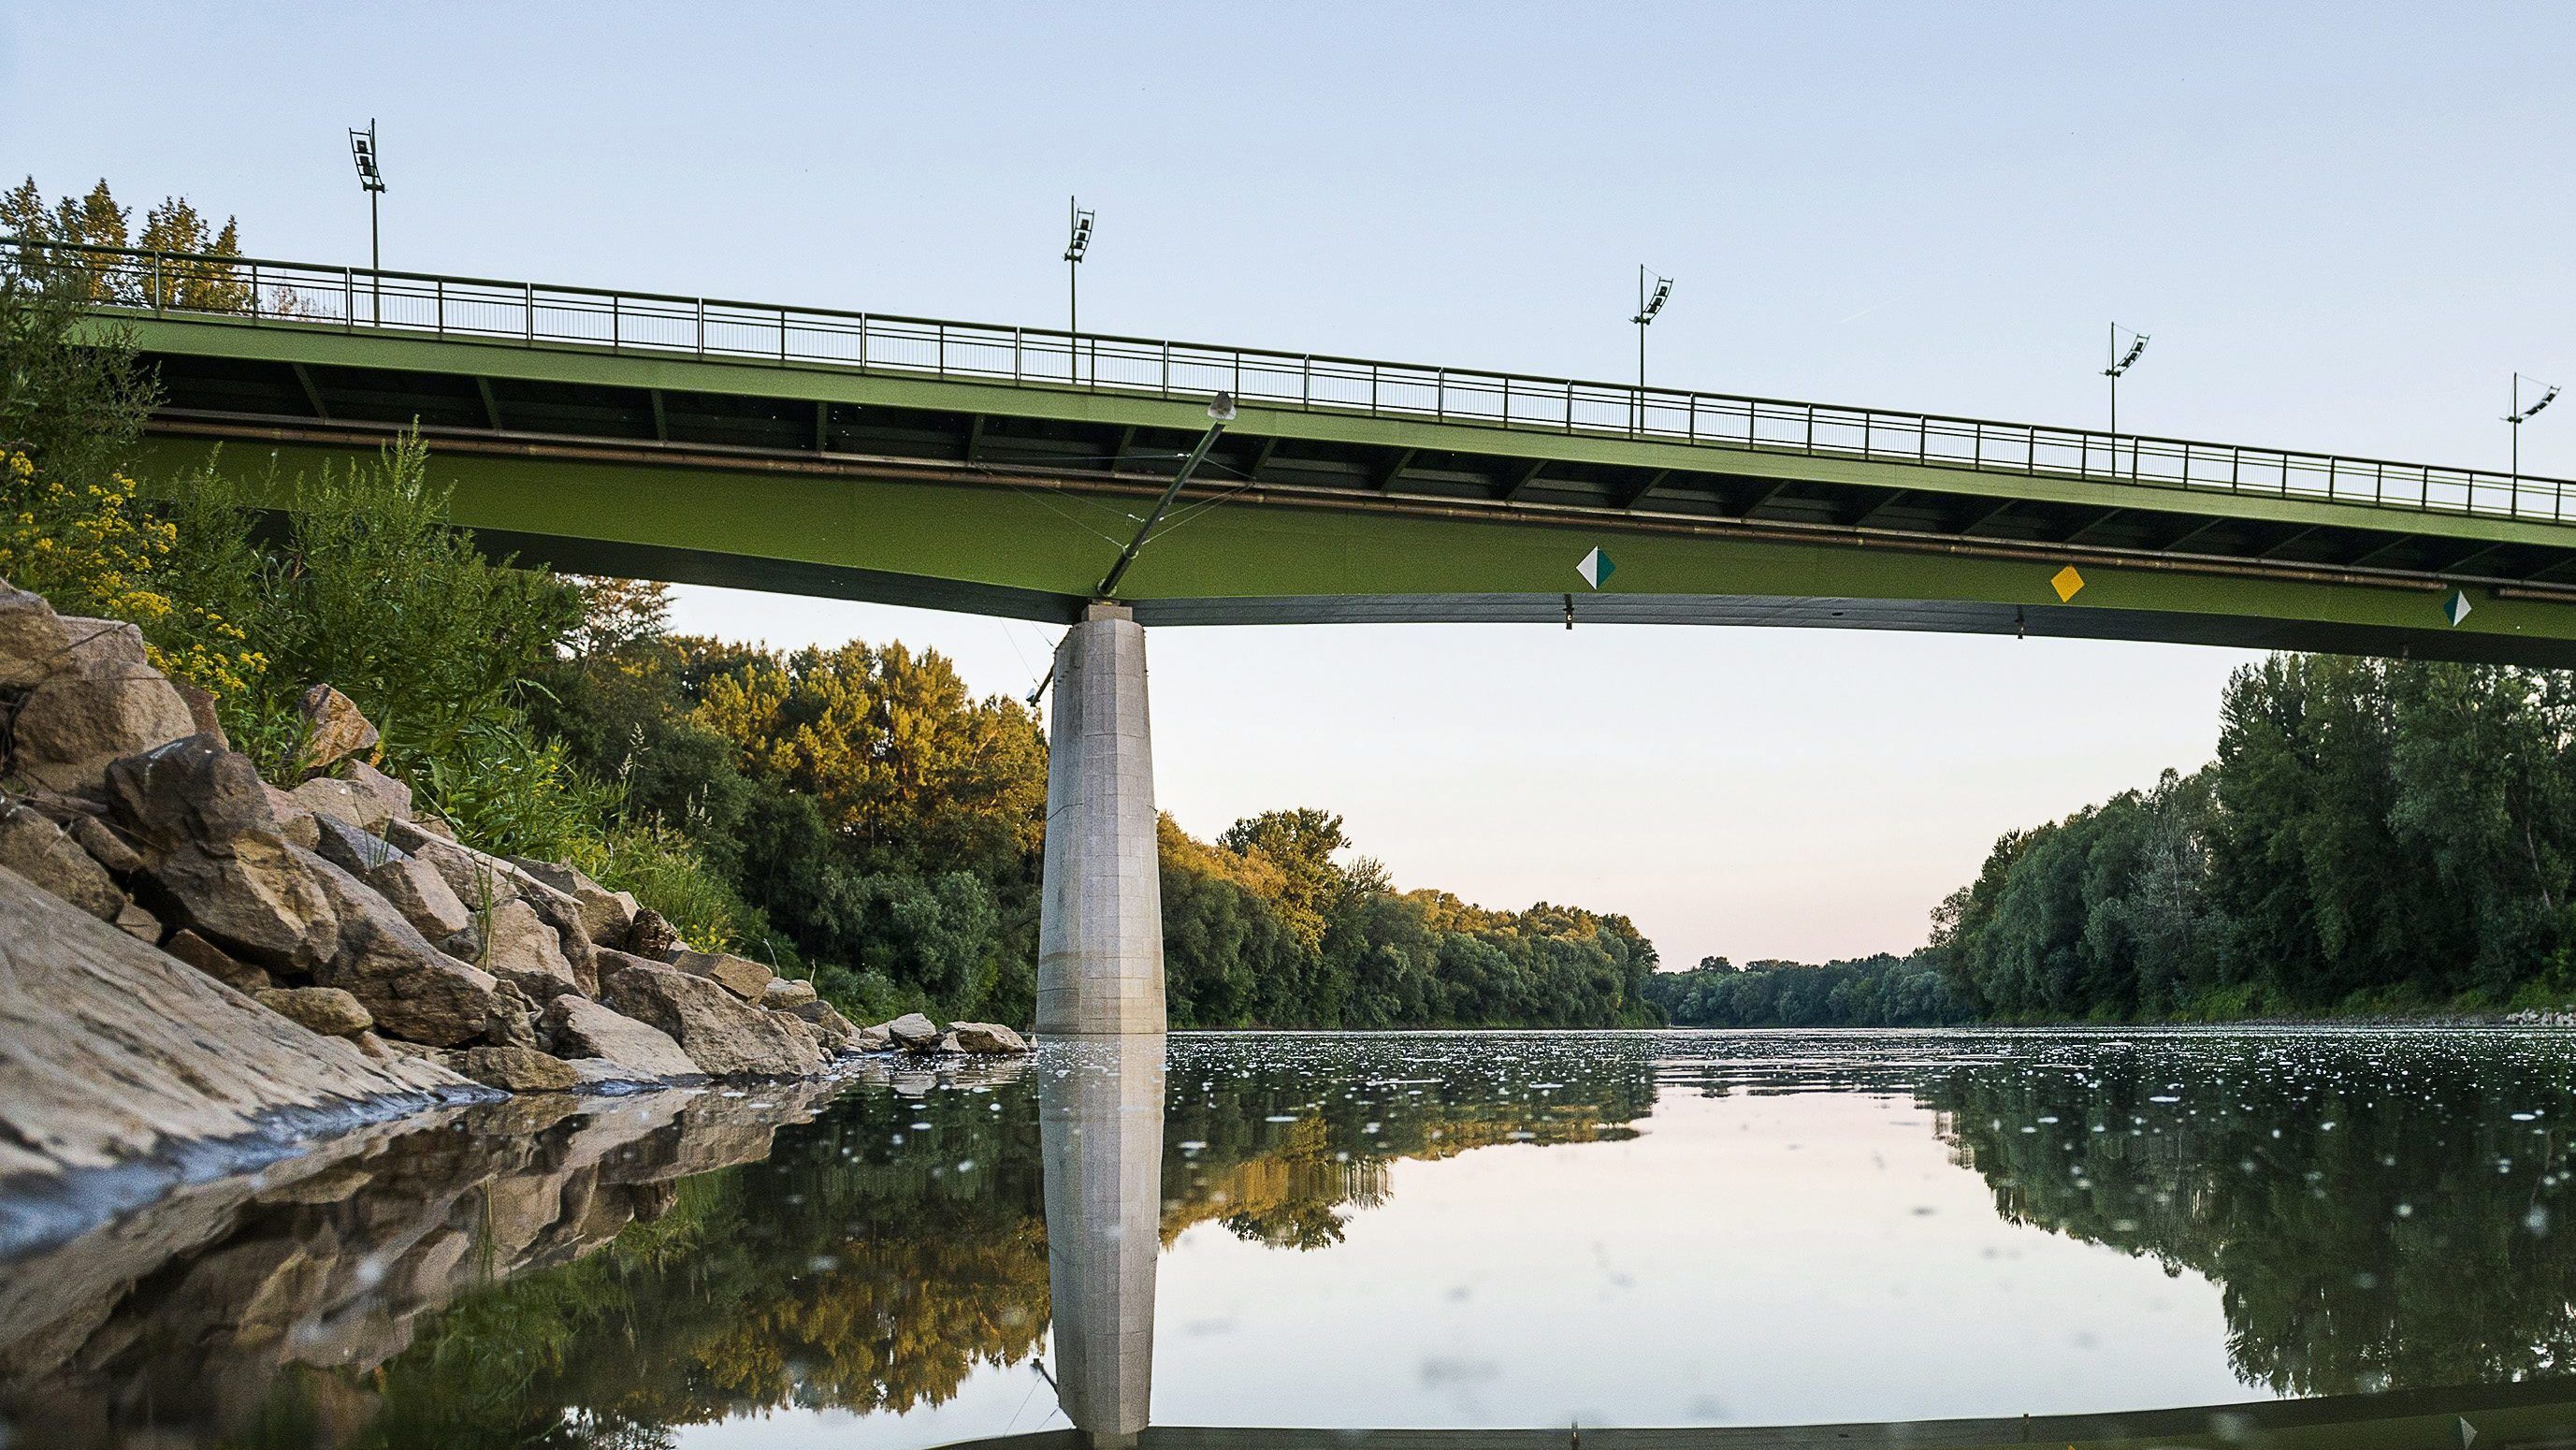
[6,4,2570,967]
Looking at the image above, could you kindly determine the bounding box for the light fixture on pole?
[2103,323,2149,478]
[1631,267,1672,432]
[347,121,385,324]
[2508,372,2559,486]
[1064,197,1095,383]
[1095,391,1236,600]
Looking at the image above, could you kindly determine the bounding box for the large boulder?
[514,881,601,997]
[510,858,636,946]
[294,846,505,1048]
[878,1012,942,1051]
[440,1045,581,1093]
[0,580,71,689]
[8,618,196,794]
[785,998,861,1052]
[402,832,516,916]
[949,1022,1032,1055]
[103,733,273,850]
[289,775,393,834]
[597,951,823,1078]
[310,816,473,941]
[0,799,124,921]
[144,834,340,971]
[165,928,268,994]
[469,898,583,1002]
[338,758,412,822]
[297,684,380,773]
[254,986,373,1037]
[672,949,771,1003]
[760,978,819,1010]
[544,994,701,1080]
[626,907,685,961]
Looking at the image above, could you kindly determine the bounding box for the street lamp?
[2508,372,2559,487]
[347,121,385,323]
[1631,267,1672,432]
[1064,197,1095,383]
[2103,323,2149,478]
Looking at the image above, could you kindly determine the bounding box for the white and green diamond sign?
[2445,589,2473,628]
[1576,546,1614,590]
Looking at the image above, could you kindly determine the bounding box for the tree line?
[1936,655,2576,1021]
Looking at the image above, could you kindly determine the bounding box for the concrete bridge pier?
[1035,602,1166,1037]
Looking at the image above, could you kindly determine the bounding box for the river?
[6,1028,2576,1447]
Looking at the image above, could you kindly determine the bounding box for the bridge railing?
[14,236,2575,525]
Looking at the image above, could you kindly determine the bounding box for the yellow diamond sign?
[2050,565,2086,602]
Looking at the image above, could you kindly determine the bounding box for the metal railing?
[14,235,2575,525]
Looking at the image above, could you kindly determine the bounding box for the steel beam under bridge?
[50,239,2576,664]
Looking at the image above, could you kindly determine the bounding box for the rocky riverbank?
[0,578,1025,1254]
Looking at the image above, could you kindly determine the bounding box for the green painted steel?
[37,237,2576,663]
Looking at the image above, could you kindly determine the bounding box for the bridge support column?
[1036,602,1165,1037]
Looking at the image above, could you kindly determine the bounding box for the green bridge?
[37,239,2576,664]
[36,237,2576,1037]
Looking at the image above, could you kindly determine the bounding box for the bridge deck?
[25,239,2576,662]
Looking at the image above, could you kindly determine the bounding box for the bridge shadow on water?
[4,1031,2576,1448]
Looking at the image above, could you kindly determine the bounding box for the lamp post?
[2508,371,2559,491]
[1064,197,1094,384]
[347,121,385,324]
[2103,323,2149,478]
[1631,267,1672,433]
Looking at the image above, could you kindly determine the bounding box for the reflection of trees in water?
[1924,1036,2576,1398]
[3,1038,1657,1447]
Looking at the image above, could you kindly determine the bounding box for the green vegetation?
[1644,950,1966,1027]
[1936,657,2576,1022]
[5,177,1663,1030]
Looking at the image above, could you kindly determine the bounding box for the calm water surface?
[7,1028,2576,1446]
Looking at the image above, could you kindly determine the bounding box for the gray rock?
[364,851,474,943]
[261,782,322,850]
[297,684,380,773]
[560,1056,658,1093]
[509,858,636,945]
[933,1031,960,1054]
[292,845,504,1048]
[337,757,412,822]
[289,775,392,834]
[404,833,517,916]
[66,814,143,877]
[853,1023,893,1051]
[513,880,601,997]
[672,949,772,1002]
[785,998,861,1052]
[165,928,268,994]
[0,580,71,689]
[111,899,160,943]
[440,1045,580,1093]
[472,898,582,1002]
[103,734,277,850]
[0,866,469,1193]
[0,799,125,920]
[597,951,824,1078]
[487,979,543,1050]
[949,1021,1031,1054]
[625,907,685,961]
[311,814,402,874]
[146,834,340,971]
[254,986,373,1037]
[8,618,196,794]
[760,978,819,1010]
[543,993,701,1080]
[878,1012,942,1051]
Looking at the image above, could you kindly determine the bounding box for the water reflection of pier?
[1040,1035,1165,1449]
